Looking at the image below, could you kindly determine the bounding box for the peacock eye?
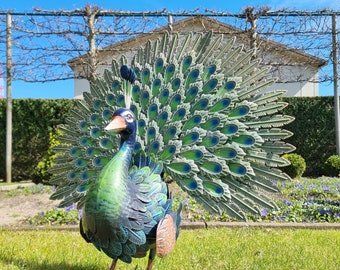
[126,113,134,122]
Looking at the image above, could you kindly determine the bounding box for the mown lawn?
[0,227,339,270]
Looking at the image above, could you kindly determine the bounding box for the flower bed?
[25,177,340,225]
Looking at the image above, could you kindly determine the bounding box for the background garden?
[1,96,340,225]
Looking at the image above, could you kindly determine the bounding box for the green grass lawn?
[0,227,339,270]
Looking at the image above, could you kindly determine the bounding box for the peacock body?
[50,31,295,269]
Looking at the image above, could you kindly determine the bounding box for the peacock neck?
[85,127,136,217]
[119,126,136,160]
[98,126,137,187]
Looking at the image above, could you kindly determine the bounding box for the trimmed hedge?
[0,96,337,182]
[0,99,75,181]
[282,96,335,176]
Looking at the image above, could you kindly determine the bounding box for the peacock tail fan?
[49,31,295,220]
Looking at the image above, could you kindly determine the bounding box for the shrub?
[28,205,80,225]
[324,155,340,176]
[281,153,306,179]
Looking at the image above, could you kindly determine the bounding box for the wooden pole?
[332,14,340,155]
[6,13,12,183]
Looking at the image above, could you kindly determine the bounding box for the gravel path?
[0,185,60,226]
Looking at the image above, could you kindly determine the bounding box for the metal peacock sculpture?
[49,31,295,269]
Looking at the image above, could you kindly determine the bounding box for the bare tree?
[1,6,340,181]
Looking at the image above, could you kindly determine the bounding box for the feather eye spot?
[142,68,150,77]
[190,69,199,80]
[148,127,156,136]
[151,141,160,151]
[193,115,202,124]
[138,119,146,128]
[173,94,181,103]
[159,89,170,103]
[202,100,209,108]
[209,79,218,88]
[182,164,191,173]
[229,163,247,176]
[176,108,186,118]
[183,56,192,66]
[149,104,157,112]
[132,85,140,94]
[222,124,238,135]
[102,109,112,121]
[75,158,88,167]
[156,58,164,68]
[112,80,120,90]
[105,94,115,106]
[188,87,198,96]
[134,142,141,151]
[182,178,198,191]
[153,79,161,87]
[225,81,236,91]
[237,166,246,175]
[79,121,89,131]
[160,111,168,121]
[68,171,77,180]
[166,64,175,73]
[168,126,177,136]
[142,91,149,100]
[212,164,222,173]
[168,145,176,154]
[191,133,199,141]
[172,78,181,90]
[211,137,219,145]
[239,106,248,116]
[203,181,224,196]
[208,65,216,75]
[93,100,103,110]
[245,137,254,145]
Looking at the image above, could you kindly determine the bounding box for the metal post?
[168,15,173,32]
[6,13,12,183]
[332,14,340,155]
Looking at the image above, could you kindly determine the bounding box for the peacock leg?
[109,259,117,270]
[146,248,156,270]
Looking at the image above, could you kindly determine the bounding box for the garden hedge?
[0,99,75,182]
[0,96,337,182]
[282,96,335,176]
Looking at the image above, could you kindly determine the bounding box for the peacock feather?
[50,31,295,268]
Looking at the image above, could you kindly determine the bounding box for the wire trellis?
[0,6,338,85]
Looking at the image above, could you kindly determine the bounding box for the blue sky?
[1,0,340,98]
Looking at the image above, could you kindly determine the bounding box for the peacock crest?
[49,31,295,268]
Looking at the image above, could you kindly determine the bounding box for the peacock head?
[105,108,137,141]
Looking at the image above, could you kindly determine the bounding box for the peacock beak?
[105,115,126,133]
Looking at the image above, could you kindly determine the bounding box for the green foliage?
[0,99,75,182]
[4,183,53,197]
[324,155,340,176]
[282,96,335,176]
[28,206,80,226]
[281,153,306,179]
[33,129,61,183]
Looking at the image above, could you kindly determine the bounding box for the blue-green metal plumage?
[50,31,295,268]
